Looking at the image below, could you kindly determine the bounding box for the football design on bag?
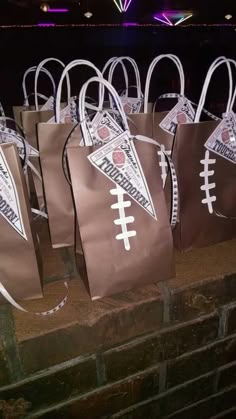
[221,127,230,144]
[97,126,111,143]
[110,185,136,251]
[200,150,217,214]
[110,147,136,250]
[123,102,133,114]
[176,111,187,124]
[157,145,172,187]
[112,147,126,168]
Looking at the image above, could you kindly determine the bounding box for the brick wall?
[0,221,236,418]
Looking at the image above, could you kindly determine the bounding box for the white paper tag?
[0,125,38,158]
[120,97,142,114]
[47,99,77,123]
[0,148,27,240]
[159,98,195,135]
[204,112,236,164]
[40,95,54,111]
[89,111,123,146]
[88,131,157,220]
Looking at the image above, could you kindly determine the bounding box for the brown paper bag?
[172,58,236,250]
[67,76,175,299]
[37,59,104,248]
[0,143,42,303]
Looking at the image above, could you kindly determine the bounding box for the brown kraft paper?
[21,109,54,209]
[0,143,42,303]
[37,122,77,248]
[172,120,236,251]
[67,139,175,299]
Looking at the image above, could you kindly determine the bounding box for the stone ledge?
[11,234,236,375]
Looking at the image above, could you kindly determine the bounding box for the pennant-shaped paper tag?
[89,111,123,146]
[159,98,195,135]
[0,125,38,158]
[0,148,27,240]
[120,97,143,114]
[40,95,55,111]
[88,131,157,220]
[204,111,236,164]
[47,99,77,123]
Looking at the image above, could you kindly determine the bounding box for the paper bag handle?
[79,77,130,146]
[23,93,49,107]
[108,57,142,101]
[195,57,235,122]
[55,60,104,123]
[34,58,71,111]
[144,54,185,113]
[102,57,129,92]
[23,66,56,106]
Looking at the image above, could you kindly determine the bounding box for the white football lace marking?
[200,150,216,214]
[110,186,136,251]
[158,145,172,187]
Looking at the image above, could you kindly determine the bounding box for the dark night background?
[1,0,236,117]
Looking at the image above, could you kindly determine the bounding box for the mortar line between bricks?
[96,352,107,386]
[163,384,236,418]
[218,307,228,338]
[210,406,236,419]
[28,368,217,418]
[159,361,167,393]
[0,305,24,382]
[156,281,171,324]
[0,353,97,392]
[105,312,219,352]
[111,371,233,418]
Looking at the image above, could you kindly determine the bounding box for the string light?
[48,8,69,13]
[0,23,236,29]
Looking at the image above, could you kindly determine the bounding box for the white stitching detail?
[200,150,216,214]
[110,186,136,251]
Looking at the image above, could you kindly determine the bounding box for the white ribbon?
[144,54,185,113]
[55,59,104,123]
[23,66,56,106]
[34,58,71,111]
[79,76,130,145]
[108,56,142,101]
[195,57,235,122]
[0,280,68,316]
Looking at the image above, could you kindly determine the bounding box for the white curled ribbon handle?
[155,93,220,121]
[0,281,68,316]
[31,208,48,219]
[144,54,185,113]
[135,134,179,228]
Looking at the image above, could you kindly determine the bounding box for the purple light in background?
[154,14,171,26]
[122,22,138,26]
[37,23,55,26]
[48,8,69,13]
[154,11,193,26]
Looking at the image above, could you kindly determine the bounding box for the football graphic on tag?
[65,114,72,124]
[123,102,132,114]
[176,111,187,124]
[112,147,126,168]
[97,126,110,142]
[221,127,230,144]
